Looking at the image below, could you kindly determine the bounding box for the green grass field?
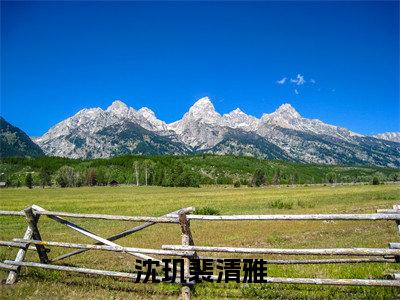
[1,184,400,299]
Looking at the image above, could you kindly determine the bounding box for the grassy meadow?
[0,184,400,299]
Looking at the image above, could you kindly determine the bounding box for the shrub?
[326,172,336,184]
[372,176,380,185]
[267,200,293,209]
[392,172,400,182]
[75,171,84,187]
[371,172,386,185]
[85,168,97,186]
[55,165,76,187]
[216,175,233,185]
[193,207,221,215]
[240,178,249,186]
[174,170,200,187]
[233,181,241,188]
[96,167,109,186]
[252,169,266,187]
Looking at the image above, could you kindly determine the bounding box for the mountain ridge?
[0,117,44,158]
[30,97,400,167]
[373,132,400,143]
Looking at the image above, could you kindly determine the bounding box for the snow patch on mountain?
[168,97,222,134]
[137,107,168,131]
[373,132,400,143]
[106,100,131,116]
[222,108,259,131]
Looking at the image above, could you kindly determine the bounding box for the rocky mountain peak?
[106,100,130,115]
[222,108,259,131]
[138,107,156,118]
[274,103,301,119]
[137,107,168,131]
[188,96,215,112]
[228,108,244,115]
[77,107,103,116]
[184,96,221,123]
[260,103,301,126]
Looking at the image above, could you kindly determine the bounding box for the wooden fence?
[1,204,400,299]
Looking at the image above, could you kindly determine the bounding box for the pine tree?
[25,173,33,189]
[39,167,52,188]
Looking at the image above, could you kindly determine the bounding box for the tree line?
[1,155,399,188]
[18,161,202,188]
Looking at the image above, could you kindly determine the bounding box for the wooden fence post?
[24,207,49,264]
[6,226,33,284]
[6,206,49,284]
[394,219,400,263]
[178,211,196,300]
[394,205,400,233]
[392,205,400,264]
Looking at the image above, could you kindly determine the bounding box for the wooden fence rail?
[1,204,400,299]
[162,245,400,256]
[3,209,400,221]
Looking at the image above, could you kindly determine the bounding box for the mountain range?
[29,97,399,167]
[0,117,44,158]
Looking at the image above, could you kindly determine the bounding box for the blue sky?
[1,1,399,136]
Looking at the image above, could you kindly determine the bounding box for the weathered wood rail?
[1,204,400,299]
